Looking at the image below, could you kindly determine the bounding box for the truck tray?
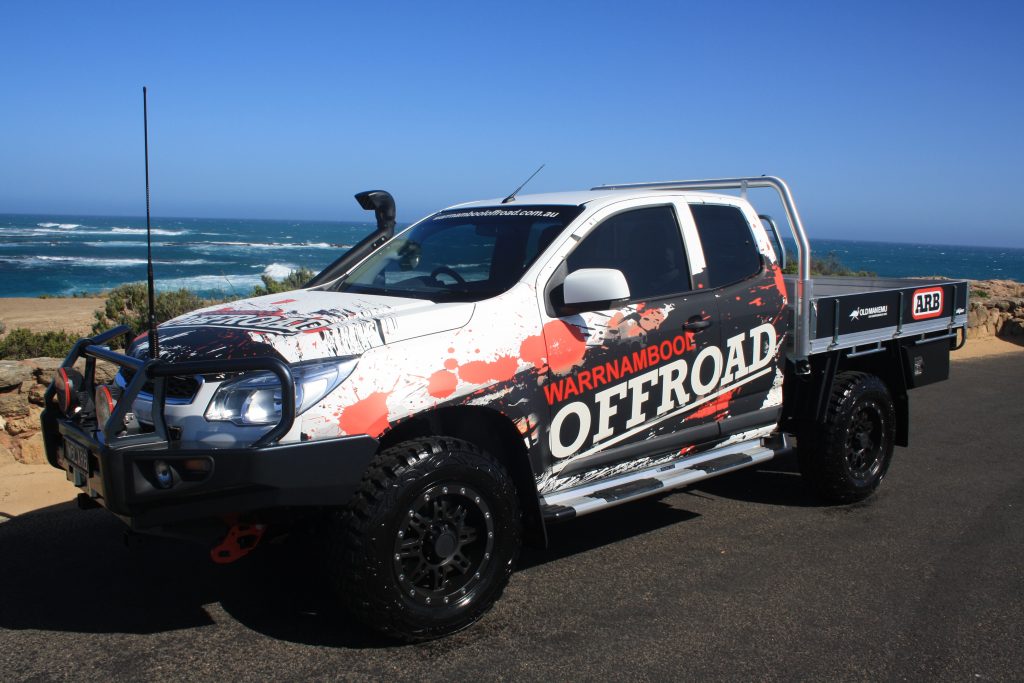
[784,276,968,353]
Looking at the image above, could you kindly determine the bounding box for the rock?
[15,435,47,465]
[0,439,15,464]
[0,393,30,419]
[0,361,33,391]
[25,357,64,381]
[1003,318,1024,337]
[95,360,119,384]
[27,382,47,406]
[5,406,42,436]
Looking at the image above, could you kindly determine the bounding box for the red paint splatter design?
[459,356,518,384]
[427,370,458,398]
[520,321,587,374]
[519,333,547,369]
[338,391,391,436]
[763,263,787,302]
[689,388,738,421]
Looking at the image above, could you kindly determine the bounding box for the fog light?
[55,367,84,416]
[95,384,122,428]
[183,458,213,474]
[153,460,174,489]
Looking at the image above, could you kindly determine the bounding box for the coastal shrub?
[0,328,80,360]
[972,289,990,299]
[783,251,876,277]
[92,283,227,344]
[90,269,313,346]
[249,267,316,296]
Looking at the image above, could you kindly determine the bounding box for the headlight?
[204,358,357,426]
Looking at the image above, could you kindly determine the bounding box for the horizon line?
[1,210,1022,252]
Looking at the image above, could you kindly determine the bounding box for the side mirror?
[563,268,630,309]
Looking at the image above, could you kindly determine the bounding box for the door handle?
[683,317,711,331]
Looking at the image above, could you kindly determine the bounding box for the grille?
[118,367,201,402]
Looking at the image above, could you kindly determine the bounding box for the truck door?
[536,201,724,488]
[687,201,788,431]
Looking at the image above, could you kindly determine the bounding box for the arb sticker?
[911,287,944,320]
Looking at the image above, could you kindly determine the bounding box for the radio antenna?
[142,86,159,359]
[501,164,545,204]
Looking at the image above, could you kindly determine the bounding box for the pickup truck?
[42,177,968,640]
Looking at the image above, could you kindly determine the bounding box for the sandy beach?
[0,296,106,337]
[0,295,1020,520]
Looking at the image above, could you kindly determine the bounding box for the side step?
[540,439,783,521]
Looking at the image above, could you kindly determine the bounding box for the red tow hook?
[211,519,266,564]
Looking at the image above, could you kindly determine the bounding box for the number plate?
[64,440,91,472]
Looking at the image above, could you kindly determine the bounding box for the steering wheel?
[430,266,466,285]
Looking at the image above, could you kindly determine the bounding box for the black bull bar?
[40,325,378,527]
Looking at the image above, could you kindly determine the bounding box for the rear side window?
[568,205,691,300]
[690,204,762,288]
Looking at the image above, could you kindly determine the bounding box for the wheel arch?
[782,342,909,447]
[381,405,548,547]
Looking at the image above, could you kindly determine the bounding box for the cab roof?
[443,188,740,213]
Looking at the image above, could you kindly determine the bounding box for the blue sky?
[2,0,1022,247]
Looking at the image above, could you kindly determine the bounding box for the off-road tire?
[332,436,521,641]
[798,371,895,503]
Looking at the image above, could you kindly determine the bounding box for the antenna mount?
[502,164,545,204]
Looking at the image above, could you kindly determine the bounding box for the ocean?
[0,213,376,298]
[1,212,1022,298]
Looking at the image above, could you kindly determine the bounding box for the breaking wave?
[111,227,189,236]
[154,274,264,293]
[1,256,213,268]
[262,263,297,279]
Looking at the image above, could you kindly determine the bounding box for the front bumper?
[42,327,379,530]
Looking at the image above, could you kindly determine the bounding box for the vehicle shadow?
[690,450,822,508]
[0,502,219,635]
[520,497,698,570]
[0,501,393,647]
[0,458,817,649]
[0,496,701,648]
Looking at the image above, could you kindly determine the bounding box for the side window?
[689,204,762,288]
[567,206,690,300]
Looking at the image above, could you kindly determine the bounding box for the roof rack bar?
[591,176,813,366]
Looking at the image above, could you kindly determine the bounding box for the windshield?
[328,205,583,302]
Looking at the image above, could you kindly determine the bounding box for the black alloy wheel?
[394,483,494,609]
[844,400,886,482]
[798,371,895,503]
[332,436,521,641]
